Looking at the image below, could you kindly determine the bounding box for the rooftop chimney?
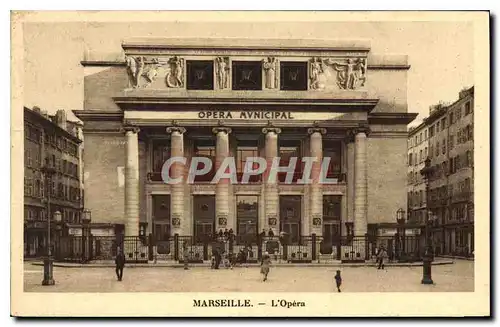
[55,110,67,131]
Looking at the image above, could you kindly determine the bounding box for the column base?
[421,276,434,285]
[42,279,55,286]
[41,257,55,286]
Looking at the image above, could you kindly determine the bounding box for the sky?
[22,21,474,126]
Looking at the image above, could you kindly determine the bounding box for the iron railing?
[51,233,426,264]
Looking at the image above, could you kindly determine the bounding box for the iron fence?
[51,233,424,264]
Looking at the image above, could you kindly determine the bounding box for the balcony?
[452,191,472,203]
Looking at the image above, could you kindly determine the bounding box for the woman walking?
[260,251,271,282]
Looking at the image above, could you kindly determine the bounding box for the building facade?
[74,38,416,250]
[24,107,84,257]
[406,86,474,256]
[407,122,429,225]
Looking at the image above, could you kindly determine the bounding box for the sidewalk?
[437,255,474,261]
[30,258,454,268]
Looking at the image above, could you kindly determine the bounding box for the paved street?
[24,260,474,293]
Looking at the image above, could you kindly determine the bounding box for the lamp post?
[396,208,406,260]
[41,165,56,286]
[420,157,434,285]
[82,209,91,262]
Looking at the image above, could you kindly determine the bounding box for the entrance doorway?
[193,195,216,243]
[152,195,171,254]
[279,195,302,244]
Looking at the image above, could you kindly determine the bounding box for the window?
[442,138,446,154]
[456,107,462,120]
[323,195,341,243]
[435,141,440,156]
[429,125,435,137]
[232,61,262,90]
[449,135,454,150]
[25,148,32,167]
[464,178,471,192]
[186,60,214,90]
[429,145,433,159]
[466,124,473,141]
[408,153,413,166]
[419,150,423,163]
[278,140,302,183]
[236,140,260,182]
[465,101,471,115]
[424,147,428,157]
[280,61,308,91]
[323,140,342,178]
[441,118,446,131]
[436,121,440,132]
[449,112,454,125]
[193,139,216,182]
[152,139,170,173]
[236,196,259,241]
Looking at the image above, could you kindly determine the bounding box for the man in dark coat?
[268,228,275,237]
[115,246,126,281]
[213,248,221,269]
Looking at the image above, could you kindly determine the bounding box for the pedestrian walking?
[115,246,125,281]
[334,270,342,292]
[260,251,271,282]
[268,228,274,238]
[377,245,388,270]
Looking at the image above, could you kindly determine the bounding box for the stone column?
[345,133,355,237]
[308,128,326,236]
[262,127,281,234]
[166,126,186,235]
[353,128,368,237]
[213,127,232,232]
[124,126,140,237]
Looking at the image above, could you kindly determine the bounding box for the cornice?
[72,110,124,121]
[368,112,418,125]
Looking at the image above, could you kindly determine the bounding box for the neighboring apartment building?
[407,86,474,257]
[24,106,84,257]
[407,122,428,225]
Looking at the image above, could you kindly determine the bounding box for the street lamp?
[396,208,406,259]
[82,209,92,225]
[82,209,92,262]
[420,157,434,285]
[40,165,56,286]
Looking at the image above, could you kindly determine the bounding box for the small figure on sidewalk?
[377,245,388,270]
[115,246,125,281]
[260,251,271,282]
[268,228,274,238]
[213,248,221,269]
[334,270,342,292]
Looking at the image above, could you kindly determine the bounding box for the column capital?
[122,125,140,134]
[212,127,232,135]
[166,126,186,134]
[307,127,327,135]
[345,126,370,142]
[262,127,282,135]
[353,125,371,136]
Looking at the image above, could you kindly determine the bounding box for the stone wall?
[366,136,407,224]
